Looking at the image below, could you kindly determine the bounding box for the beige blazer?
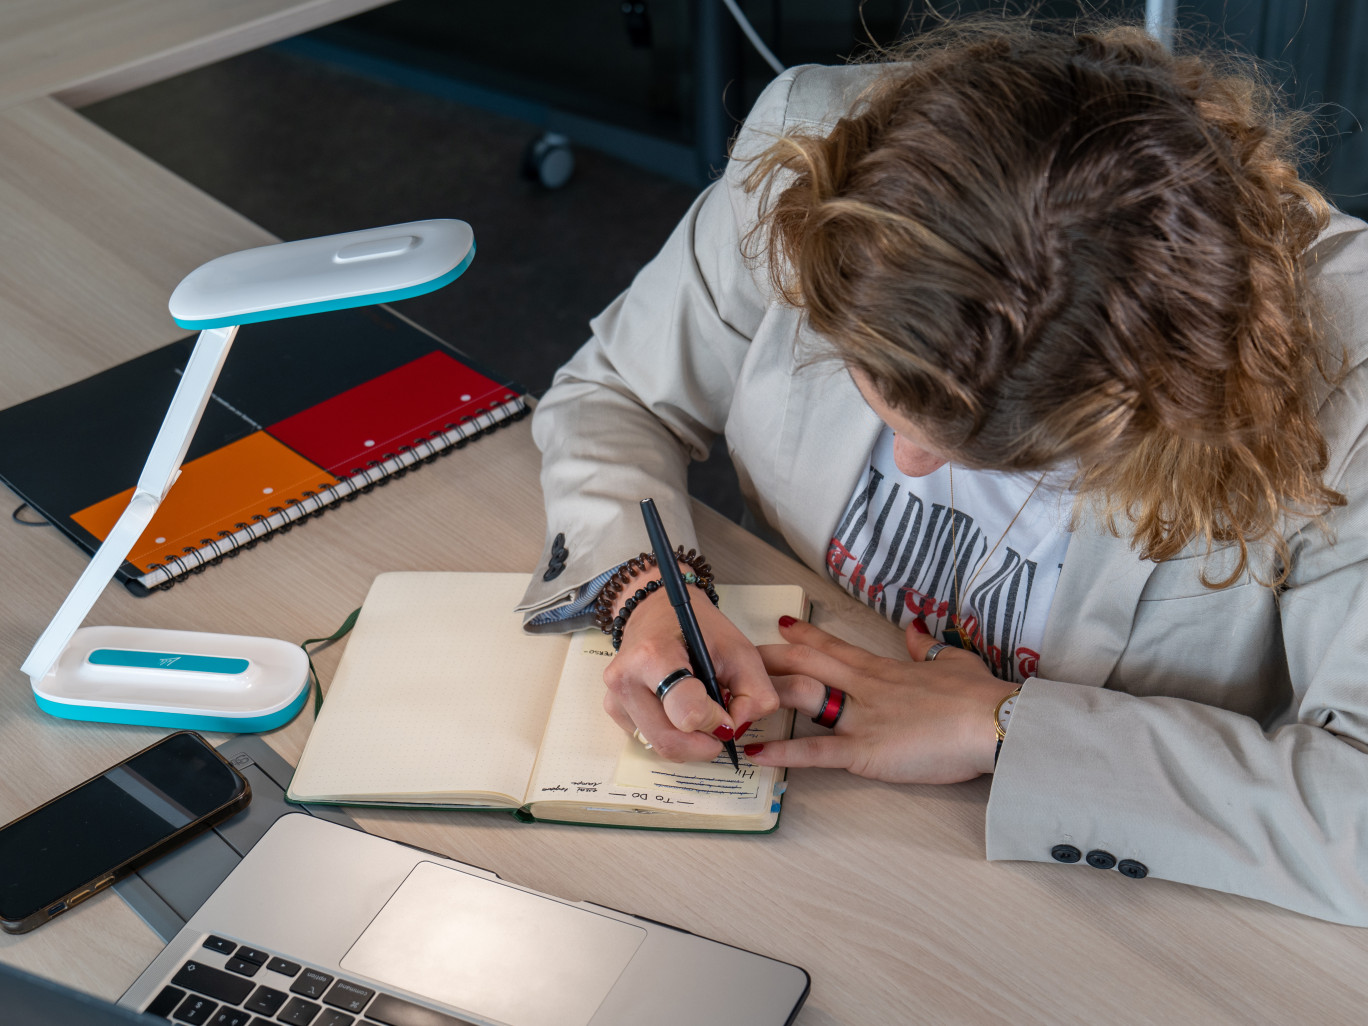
[519,63,1368,924]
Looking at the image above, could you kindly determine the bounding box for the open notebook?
[288,572,807,831]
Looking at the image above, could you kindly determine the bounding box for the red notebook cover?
[268,350,520,477]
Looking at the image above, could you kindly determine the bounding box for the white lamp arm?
[22,325,237,683]
[136,324,237,498]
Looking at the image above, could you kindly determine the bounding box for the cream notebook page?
[290,572,569,803]
[525,585,801,816]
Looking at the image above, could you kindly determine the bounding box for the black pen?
[639,498,740,770]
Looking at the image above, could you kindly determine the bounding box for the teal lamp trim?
[171,243,476,330]
[33,683,310,734]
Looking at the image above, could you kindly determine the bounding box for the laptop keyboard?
[141,934,477,1026]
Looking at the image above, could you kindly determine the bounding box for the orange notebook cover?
[72,432,340,576]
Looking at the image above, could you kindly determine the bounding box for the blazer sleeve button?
[542,563,565,581]
[1085,849,1117,870]
[1117,859,1148,879]
[1050,844,1081,863]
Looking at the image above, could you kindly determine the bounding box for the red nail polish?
[735,721,753,737]
[744,743,765,757]
[722,688,733,708]
[910,619,929,635]
[778,615,797,628]
[713,725,735,742]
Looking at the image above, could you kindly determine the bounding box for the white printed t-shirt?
[826,428,1073,683]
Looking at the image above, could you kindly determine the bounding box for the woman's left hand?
[749,617,1019,784]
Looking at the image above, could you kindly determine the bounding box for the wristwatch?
[993,687,1022,766]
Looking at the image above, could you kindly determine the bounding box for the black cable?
[12,503,49,526]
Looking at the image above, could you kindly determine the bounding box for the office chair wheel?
[522,132,575,190]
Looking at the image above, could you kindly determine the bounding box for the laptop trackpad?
[341,861,646,1026]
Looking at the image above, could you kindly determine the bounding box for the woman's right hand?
[602,582,778,762]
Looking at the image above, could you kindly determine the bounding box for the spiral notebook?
[0,307,526,594]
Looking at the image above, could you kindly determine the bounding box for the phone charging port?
[46,901,66,917]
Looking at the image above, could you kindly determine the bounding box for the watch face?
[996,694,1018,736]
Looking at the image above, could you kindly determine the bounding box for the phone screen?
[0,732,245,923]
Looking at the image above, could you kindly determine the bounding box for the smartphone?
[0,731,250,934]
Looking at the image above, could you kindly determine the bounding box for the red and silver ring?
[812,685,847,728]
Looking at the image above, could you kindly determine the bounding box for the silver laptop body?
[118,814,808,1025]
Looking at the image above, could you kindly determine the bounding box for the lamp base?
[31,626,310,733]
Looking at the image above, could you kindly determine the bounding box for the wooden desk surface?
[3,95,1368,1026]
[0,0,393,112]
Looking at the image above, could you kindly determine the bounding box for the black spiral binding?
[140,398,529,591]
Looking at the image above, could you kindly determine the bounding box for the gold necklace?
[944,464,1045,654]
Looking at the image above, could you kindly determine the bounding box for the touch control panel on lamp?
[21,220,476,732]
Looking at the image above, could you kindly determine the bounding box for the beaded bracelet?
[592,550,658,633]
[592,546,716,632]
[593,546,719,650]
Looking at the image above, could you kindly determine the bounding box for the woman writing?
[516,18,1368,924]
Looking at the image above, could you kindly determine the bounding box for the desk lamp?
[20,219,475,731]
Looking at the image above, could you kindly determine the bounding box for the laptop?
[98,813,809,1026]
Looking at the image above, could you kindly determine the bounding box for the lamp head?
[169,219,475,329]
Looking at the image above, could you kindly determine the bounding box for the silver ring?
[655,667,694,701]
[632,728,653,750]
[925,642,949,662]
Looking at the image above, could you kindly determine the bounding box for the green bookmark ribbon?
[299,607,361,715]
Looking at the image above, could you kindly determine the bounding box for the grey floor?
[81,44,748,521]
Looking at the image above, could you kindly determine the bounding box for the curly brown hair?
[744,17,1344,586]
